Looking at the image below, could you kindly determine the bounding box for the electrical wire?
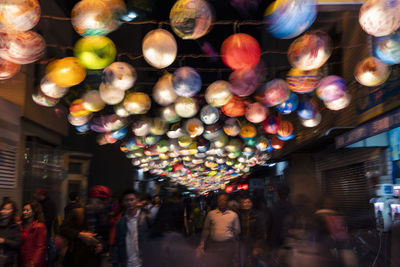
[372,231,382,267]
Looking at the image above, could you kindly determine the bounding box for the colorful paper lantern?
[205,80,233,107]
[40,76,69,99]
[32,88,59,107]
[288,30,332,70]
[354,57,390,87]
[213,134,229,148]
[145,135,161,145]
[174,97,198,118]
[316,75,347,102]
[161,105,180,123]
[255,136,271,152]
[224,118,241,137]
[276,93,298,114]
[301,112,321,127]
[123,92,151,114]
[178,134,193,147]
[239,123,257,139]
[0,58,20,80]
[256,79,290,107]
[324,92,351,111]
[286,68,320,93]
[173,67,202,97]
[246,102,268,123]
[75,124,90,133]
[90,114,126,132]
[271,136,284,149]
[185,118,204,138]
[169,0,213,40]
[142,29,177,69]
[221,33,261,71]
[103,62,136,91]
[203,124,223,141]
[263,115,280,134]
[167,122,185,139]
[132,117,151,136]
[229,68,261,97]
[153,73,178,106]
[46,57,86,87]
[373,29,400,65]
[82,90,105,112]
[70,98,91,117]
[99,83,125,105]
[114,103,130,117]
[277,121,294,141]
[0,0,41,31]
[297,99,316,119]
[74,36,116,70]
[221,96,247,117]
[200,105,220,125]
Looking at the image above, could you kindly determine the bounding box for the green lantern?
[74,36,117,69]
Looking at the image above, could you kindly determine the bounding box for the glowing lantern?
[174,97,198,118]
[0,0,41,31]
[263,115,280,134]
[316,76,347,102]
[90,114,126,133]
[271,136,284,149]
[169,0,213,40]
[74,36,116,70]
[297,100,316,120]
[185,118,204,138]
[277,121,295,141]
[354,57,390,87]
[324,93,351,111]
[221,33,261,70]
[239,123,257,139]
[132,117,151,136]
[145,135,160,145]
[205,80,233,107]
[178,134,193,147]
[40,76,69,99]
[221,96,247,117]
[70,99,91,117]
[255,136,271,151]
[67,113,91,127]
[111,127,128,140]
[213,134,228,148]
[142,29,177,69]
[246,102,268,123]
[161,105,180,123]
[46,57,86,87]
[150,117,169,135]
[264,0,316,39]
[99,83,125,105]
[114,103,130,117]
[256,79,290,107]
[286,68,320,93]
[301,112,321,127]
[373,30,400,65]
[288,30,332,70]
[32,88,59,107]
[200,105,219,125]
[123,92,151,114]
[167,122,185,139]
[224,118,241,136]
[0,58,20,80]
[103,62,136,91]
[75,124,90,133]
[153,73,178,106]
[82,90,105,112]
[229,68,261,97]
[157,140,170,153]
[0,31,45,64]
[359,0,400,37]
[225,185,234,193]
[203,124,223,141]
[173,67,202,97]
[276,93,298,114]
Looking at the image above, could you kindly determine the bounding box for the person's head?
[22,200,45,223]
[69,192,79,202]
[240,196,253,210]
[33,188,47,202]
[217,194,228,211]
[153,195,161,205]
[88,185,111,213]
[0,200,17,225]
[277,184,290,200]
[122,189,140,212]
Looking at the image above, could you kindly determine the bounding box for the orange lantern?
[221,96,247,117]
[277,120,294,141]
[271,136,284,149]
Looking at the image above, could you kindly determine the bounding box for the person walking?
[18,200,47,267]
[0,200,21,267]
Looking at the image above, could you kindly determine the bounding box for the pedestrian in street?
[33,189,57,235]
[0,200,21,267]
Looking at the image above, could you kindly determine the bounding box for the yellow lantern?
[0,0,41,32]
[82,90,105,112]
[123,92,151,114]
[142,29,177,69]
[46,57,86,87]
[74,36,117,70]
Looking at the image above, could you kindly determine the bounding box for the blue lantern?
[172,67,202,97]
[297,100,316,120]
[276,93,299,114]
[373,29,400,65]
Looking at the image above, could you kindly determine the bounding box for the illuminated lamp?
[174,97,198,118]
[103,62,136,91]
[297,100,317,120]
[0,58,20,80]
[169,0,213,40]
[276,93,298,114]
[185,118,204,138]
[354,57,390,87]
[286,68,320,94]
[255,136,270,152]
[256,79,290,107]
[197,138,210,153]
[178,134,193,148]
[324,92,351,111]
[167,122,185,139]
[152,73,177,106]
[145,135,160,145]
[82,90,105,112]
[172,67,202,97]
[203,124,223,141]
[223,118,241,137]
[0,0,41,31]
[46,57,86,87]
[120,138,140,152]
[301,112,321,127]
[132,117,151,136]
[288,30,332,70]
[114,103,130,117]
[229,68,261,97]
[277,121,294,139]
[40,76,69,99]
[221,96,247,117]
[242,183,249,190]
[246,102,268,123]
[271,136,284,150]
[110,127,128,140]
[200,105,219,125]
[161,105,180,123]
[144,145,158,156]
[157,140,170,153]
[123,92,151,114]
[99,83,125,105]
[90,114,126,133]
[239,123,257,139]
[74,36,116,70]
[242,146,255,157]
[221,33,261,70]
[359,0,400,37]
[262,115,280,134]
[213,133,228,148]
[237,184,243,190]
[142,29,177,69]
[244,137,257,147]
[205,80,233,107]
[69,99,91,117]
[150,117,169,135]
[373,29,400,65]
[225,138,243,153]
[68,113,92,126]
[32,88,59,107]
[75,123,90,133]
[316,76,347,102]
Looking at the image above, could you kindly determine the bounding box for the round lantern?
[373,29,400,65]
[288,30,332,70]
[297,100,316,119]
[203,124,223,141]
[75,124,90,133]
[0,58,20,80]
[0,31,45,64]
[197,137,210,153]
[246,102,268,123]
[103,62,136,91]
[161,105,180,123]
[200,105,219,125]
[255,136,271,152]
[213,134,228,148]
[359,0,400,37]
[70,98,91,117]
[114,103,130,117]
[221,96,247,117]
[286,68,320,93]
[324,92,351,111]
[277,121,295,141]
[185,118,204,138]
[167,122,185,139]
[256,79,290,107]
[90,114,126,132]
[169,0,213,40]
[40,76,69,99]
[145,135,160,145]
[132,117,151,136]
[157,140,170,153]
[142,29,177,69]
[224,118,241,136]
[0,0,41,32]
[153,73,178,106]
[226,139,243,153]
[229,68,261,97]
[239,123,257,139]
[301,112,321,127]
[46,57,86,87]
[178,134,193,147]
[264,0,317,39]
[174,97,198,118]
[221,33,261,70]
[172,67,202,97]
[271,136,284,150]
[99,83,125,105]
[32,88,59,107]
[74,36,116,70]
[316,75,347,102]
[123,92,151,114]
[205,80,233,107]
[82,90,105,112]
[354,57,390,87]
[263,115,280,134]
[110,127,128,140]
[276,93,299,114]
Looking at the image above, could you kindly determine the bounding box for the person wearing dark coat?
[0,200,21,267]
[33,188,57,234]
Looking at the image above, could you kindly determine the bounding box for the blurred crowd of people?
[0,184,365,267]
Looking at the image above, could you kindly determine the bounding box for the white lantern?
[142,29,177,69]
[99,83,125,105]
[40,76,69,98]
[153,73,178,106]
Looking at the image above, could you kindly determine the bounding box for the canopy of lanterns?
[1,0,399,193]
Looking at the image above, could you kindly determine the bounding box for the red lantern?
[263,116,280,134]
[221,33,261,71]
[221,96,247,117]
[173,162,184,172]
[277,121,294,138]
[237,184,242,190]
[225,185,234,194]
[242,184,249,190]
[271,136,284,150]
